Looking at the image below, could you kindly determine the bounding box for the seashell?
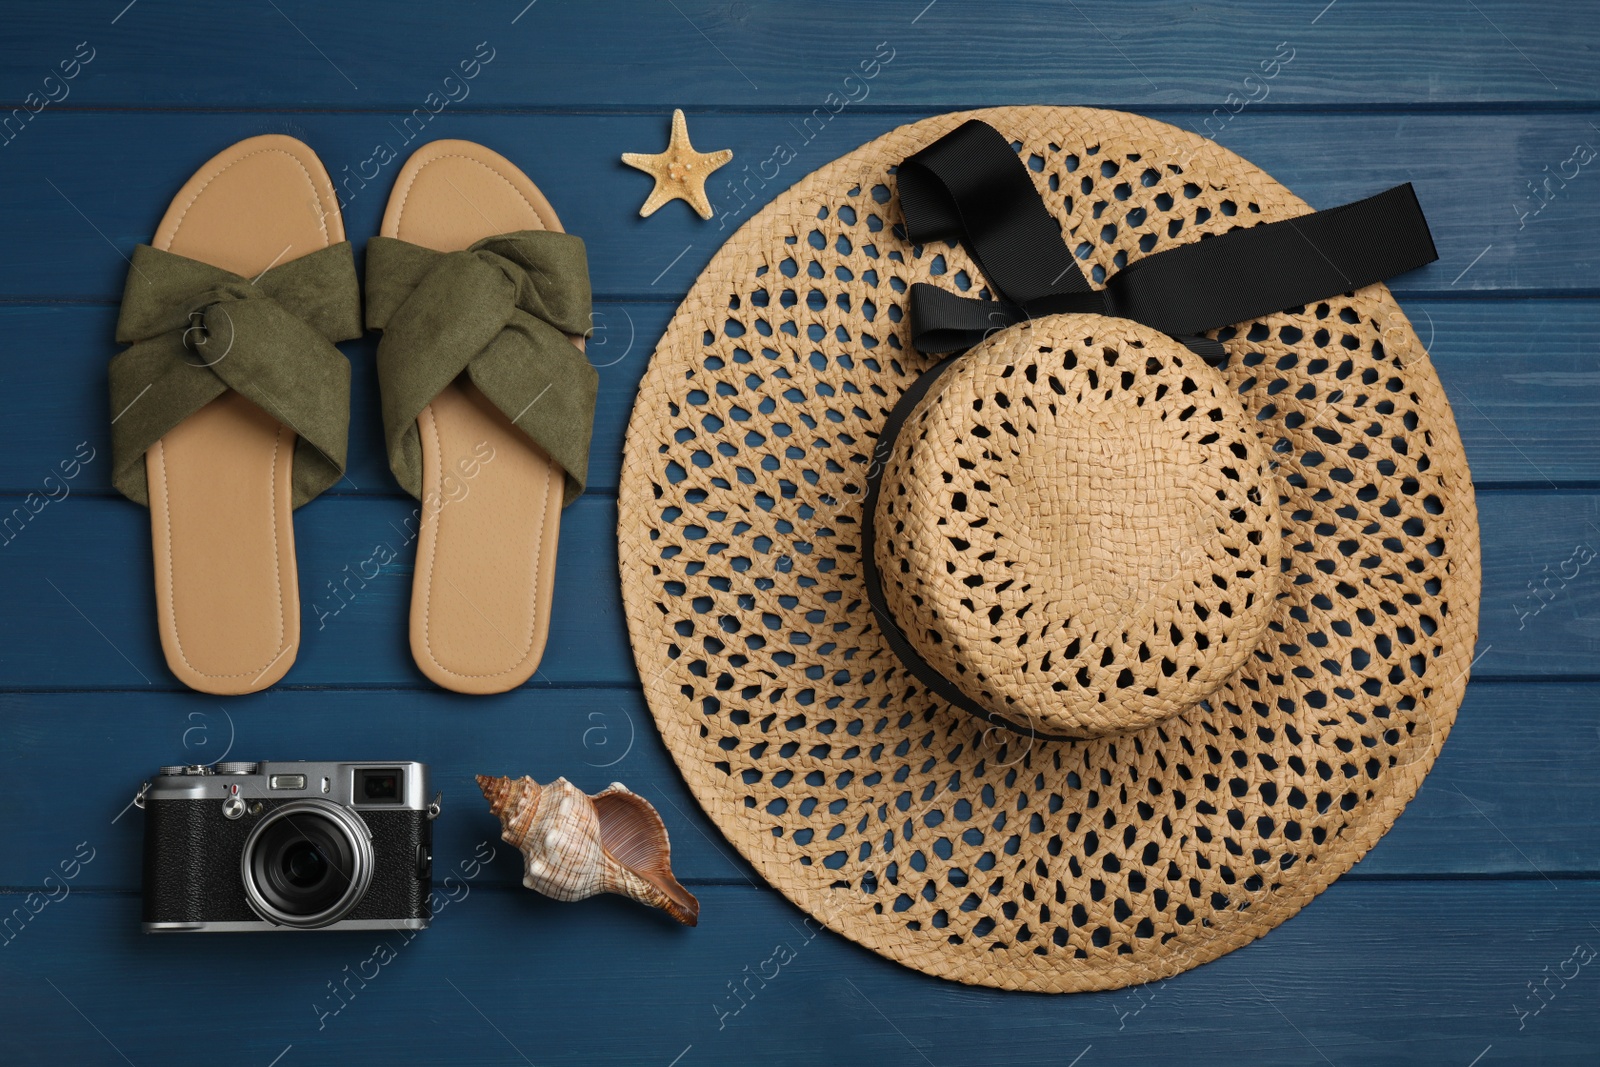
[476,774,700,926]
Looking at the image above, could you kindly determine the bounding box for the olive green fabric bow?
[364,230,597,506]
[109,241,360,508]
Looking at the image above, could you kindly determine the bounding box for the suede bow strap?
[365,230,598,506]
[109,241,360,508]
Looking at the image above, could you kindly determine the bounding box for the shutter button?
[221,782,245,820]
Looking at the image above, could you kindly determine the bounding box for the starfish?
[621,109,733,220]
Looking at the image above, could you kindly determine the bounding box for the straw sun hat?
[619,106,1480,991]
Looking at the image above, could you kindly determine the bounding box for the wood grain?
[0,492,1593,688]
[3,298,1598,496]
[0,682,1594,891]
[1,0,1595,1061]
[1,883,1596,1066]
[3,111,1597,300]
[2,0,1595,108]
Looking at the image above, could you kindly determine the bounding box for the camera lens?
[241,800,374,929]
[282,841,329,887]
[250,813,357,919]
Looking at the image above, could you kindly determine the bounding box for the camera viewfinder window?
[357,769,402,804]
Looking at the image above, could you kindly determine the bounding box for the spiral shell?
[476,774,700,926]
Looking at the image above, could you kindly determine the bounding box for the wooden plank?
[2,296,1594,499]
[2,1,1596,109]
[0,490,1593,689]
[0,680,1593,890]
[0,688,751,890]
[1,882,1596,1066]
[0,495,631,689]
[21,496,576,690]
[1431,299,1600,488]
[2,111,1596,300]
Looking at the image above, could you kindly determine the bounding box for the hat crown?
[873,315,1283,738]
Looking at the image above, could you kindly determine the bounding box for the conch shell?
[476,775,699,926]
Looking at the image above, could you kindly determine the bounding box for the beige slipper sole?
[146,135,344,694]
[380,140,575,694]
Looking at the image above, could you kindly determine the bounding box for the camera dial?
[214,762,260,775]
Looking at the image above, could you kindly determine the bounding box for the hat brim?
[619,106,1481,991]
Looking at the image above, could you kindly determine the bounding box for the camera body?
[140,761,435,932]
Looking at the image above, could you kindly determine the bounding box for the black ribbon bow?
[861,118,1442,739]
[897,119,1439,361]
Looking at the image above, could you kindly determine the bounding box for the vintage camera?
[137,761,438,932]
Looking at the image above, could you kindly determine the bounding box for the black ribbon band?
[863,118,1440,737]
[898,119,1438,359]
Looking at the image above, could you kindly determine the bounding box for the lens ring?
[241,799,374,929]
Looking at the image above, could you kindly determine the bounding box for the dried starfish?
[621,109,733,220]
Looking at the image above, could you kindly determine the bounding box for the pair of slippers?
[108,136,598,696]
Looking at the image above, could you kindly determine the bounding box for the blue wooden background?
[2,2,1597,1064]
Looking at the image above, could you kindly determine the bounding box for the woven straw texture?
[875,316,1283,739]
[618,106,1481,991]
